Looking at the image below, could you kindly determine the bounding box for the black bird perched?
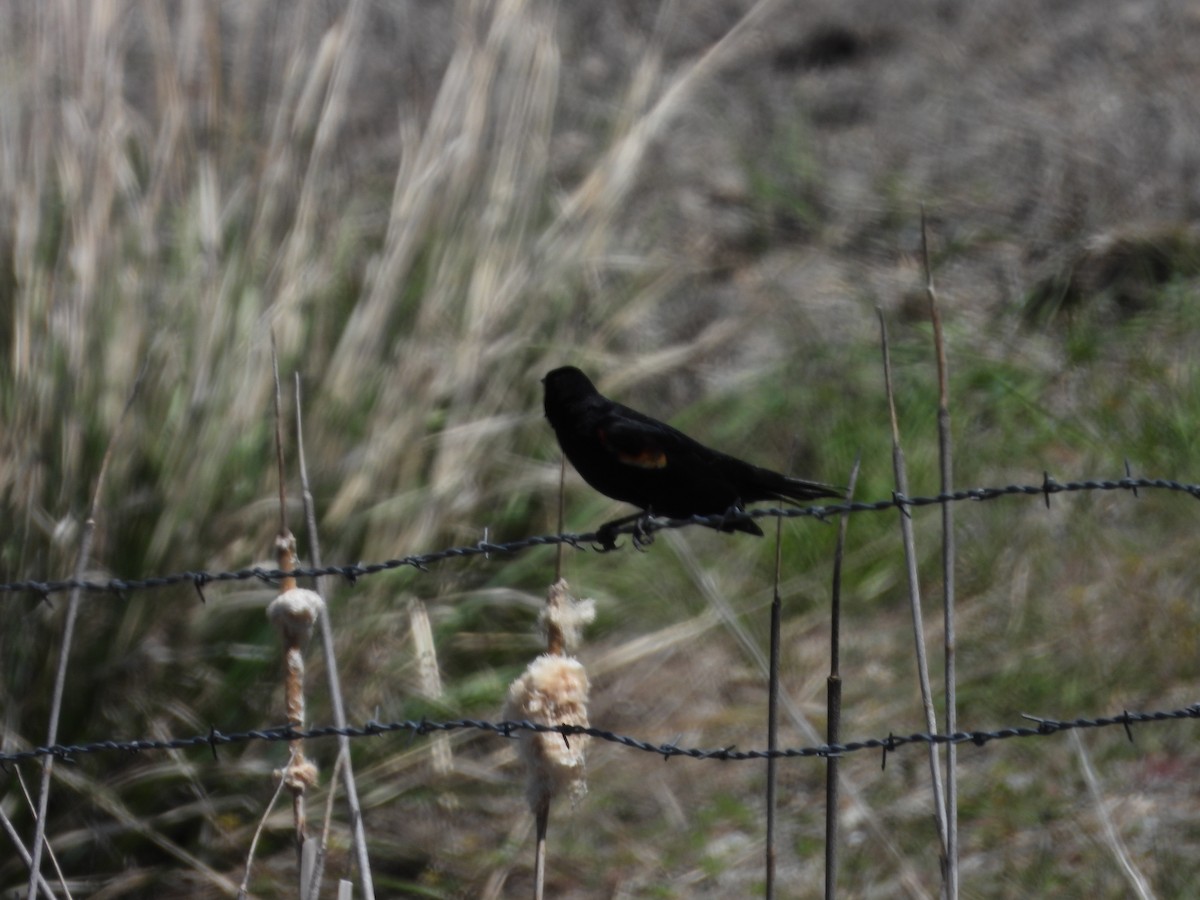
[542,366,841,544]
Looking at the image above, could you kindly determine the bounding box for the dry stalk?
[1,795,57,898]
[765,512,783,900]
[826,456,862,900]
[238,746,299,899]
[272,333,288,536]
[266,347,321,895]
[534,798,550,900]
[922,208,959,899]
[766,439,831,899]
[25,365,144,900]
[876,307,950,866]
[665,531,932,900]
[554,455,566,581]
[505,648,590,900]
[267,537,324,892]
[312,748,347,895]
[506,467,595,898]
[295,373,375,899]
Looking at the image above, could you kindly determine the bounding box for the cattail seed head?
[267,587,325,646]
[504,653,591,811]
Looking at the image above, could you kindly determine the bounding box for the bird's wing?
[593,409,678,470]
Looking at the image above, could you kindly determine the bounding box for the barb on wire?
[3,703,1199,766]
[1,476,1197,601]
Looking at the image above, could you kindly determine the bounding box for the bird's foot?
[629,512,656,552]
[592,510,656,553]
[591,524,623,553]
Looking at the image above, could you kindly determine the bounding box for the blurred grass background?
[3,0,1200,896]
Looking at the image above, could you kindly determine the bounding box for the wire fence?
[1,473,1194,601]
[3,703,1199,767]
[3,473,1198,765]
[6,471,1200,894]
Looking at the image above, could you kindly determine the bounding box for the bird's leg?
[593,510,653,553]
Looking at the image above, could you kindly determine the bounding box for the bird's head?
[542,366,599,412]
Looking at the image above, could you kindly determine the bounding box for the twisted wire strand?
[3,703,1197,765]
[2,475,1193,600]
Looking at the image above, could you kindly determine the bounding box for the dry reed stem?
[1,779,58,899]
[267,342,316,889]
[309,748,347,898]
[555,455,566,581]
[765,511,783,900]
[511,451,593,897]
[534,798,549,900]
[268,580,325,892]
[26,365,143,900]
[269,345,317,891]
[826,456,862,900]
[922,208,959,899]
[239,746,299,899]
[295,373,376,899]
[506,632,591,898]
[765,436,813,899]
[480,812,537,900]
[876,307,950,868]
[664,532,933,900]
[272,333,289,538]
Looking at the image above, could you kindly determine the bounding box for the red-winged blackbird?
[542,366,842,540]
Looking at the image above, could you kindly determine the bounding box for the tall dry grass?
[0,0,808,894]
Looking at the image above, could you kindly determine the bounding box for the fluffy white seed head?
[267,587,326,645]
[504,653,591,811]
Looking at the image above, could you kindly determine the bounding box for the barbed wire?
[3,702,1197,766]
[1,475,1195,602]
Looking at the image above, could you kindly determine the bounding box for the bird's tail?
[720,515,765,537]
[764,471,845,504]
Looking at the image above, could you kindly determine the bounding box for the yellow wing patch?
[597,427,668,469]
[616,448,668,469]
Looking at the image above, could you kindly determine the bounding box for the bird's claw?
[591,511,656,553]
[630,514,655,552]
[592,526,623,553]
